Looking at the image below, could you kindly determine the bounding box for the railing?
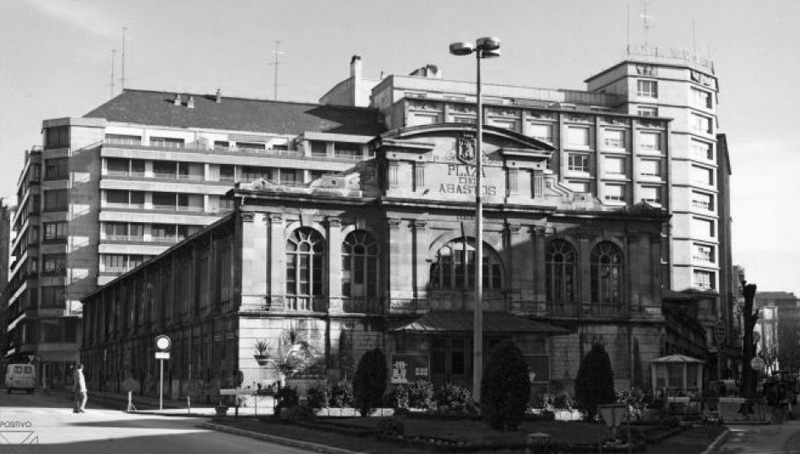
[545,301,628,318]
[284,296,326,312]
[342,297,383,314]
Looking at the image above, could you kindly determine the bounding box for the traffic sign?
[155,352,170,360]
[155,335,172,351]
[122,378,139,392]
[750,357,765,370]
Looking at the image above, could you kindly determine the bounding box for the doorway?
[430,337,470,388]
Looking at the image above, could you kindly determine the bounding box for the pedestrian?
[73,363,87,413]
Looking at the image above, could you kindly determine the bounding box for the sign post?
[155,335,172,411]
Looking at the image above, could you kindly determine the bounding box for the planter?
[254,355,271,366]
[215,405,229,416]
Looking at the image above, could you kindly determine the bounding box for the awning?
[392,311,569,336]
[650,354,706,364]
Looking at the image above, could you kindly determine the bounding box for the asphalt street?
[0,388,312,454]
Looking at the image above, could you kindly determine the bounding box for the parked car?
[5,364,36,394]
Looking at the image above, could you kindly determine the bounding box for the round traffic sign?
[750,357,765,370]
[155,335,172,351]
[122,378,139,392]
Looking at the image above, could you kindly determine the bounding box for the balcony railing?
[284,296,326,312]
[546,301,629,318]
[342,297,383,314]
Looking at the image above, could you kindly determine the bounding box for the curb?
[699,427,730,454]
[199,421,369,454]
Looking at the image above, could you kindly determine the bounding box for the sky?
[0,0,798,296]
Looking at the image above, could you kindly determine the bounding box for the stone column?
[387,218,414,306]
[507,223,530,312]
[532,226,547,308]
[579,232,592,304]
[413,220,429,301]
[268,213,285,310]
[327,217,343,313]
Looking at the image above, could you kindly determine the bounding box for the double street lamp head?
[449,37,501,58]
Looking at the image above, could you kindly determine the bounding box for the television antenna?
[109,49,116,98]
[640,0,653,47]
[269,40,285,100]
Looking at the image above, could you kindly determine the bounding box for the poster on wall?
[390,354,430,384]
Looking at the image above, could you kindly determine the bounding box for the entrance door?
[430,337,470,388]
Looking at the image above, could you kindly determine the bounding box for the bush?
[481,339,531,431]
[375,417,405,438]
[278,403,317,423]
[330,380,354,408]
[575,343,615,421]
[274,386,300,413]
[408,380,435,409]
[306,382,329,410]
[353,348,389,417]
[434,383,473,408]
[552,392,575,410]
[389,384,410,409]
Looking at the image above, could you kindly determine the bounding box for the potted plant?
[215,401,229,416]
[254,340,271,366]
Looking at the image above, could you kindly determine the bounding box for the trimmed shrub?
[375,417,405,438]
[353,348,389,417]
[330,380,354,408]
[575,343,615,421]
[480,339,531,431]
[306,382,329,410]
[408,380,435,409]
[279,403,317,423]
[389,384,410,409]
[434,383,473,408]
[274,386,300,415]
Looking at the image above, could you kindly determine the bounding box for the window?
[150,136,184,148]
[279,169,299,186]
[691,191,714,211]
[44,221,68,241]
[640,159,661,177]
[528,123,553,143]
[591,242,623,303]
[692,217,715,238]
[546,240,576,304]
[334,142,361,160]
[45,126,70,149]
[235,141,266,151]
[604,157,625,175]
[153,161,177,178]
[637,107,658,117]
[693,244,715,262]
[342,230,379,297]
[693,270,715,290]
[691,165,714,185]
[604,184,625,202]
[103,222,143,240]
[42,254,67,275]
[151,224,177,240]
[637,80,658,98]
[45,158,69,180]
[241,166,271,182]
[640,186,662,204]
[691,140,714,161]
[690,113,713,134]
[152,192,176,209]
[429,238,503,290]
[286,228,325,296]
[640,132,661,151]
[567,181,590,193]
[101,254,147,272]
[44,190,68,211]
[219,165,235,182]
[106,158,130,176]
[567,127,590,148]
[604,130,625,149]
[691,87,712,109]
[40,286,66,309]
[214,140,230,149]
[311,141,327,157]
[568,153,590,172]
[105,134,142,146]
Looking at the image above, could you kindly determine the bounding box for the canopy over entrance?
[650,354,706,396]
[392,311,569,336]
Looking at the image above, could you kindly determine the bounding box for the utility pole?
[269,40,284,100]
[741,282,759,399]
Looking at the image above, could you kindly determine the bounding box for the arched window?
[286,228,325,296]
[342,230,379,297]
[430,238,503,290]
[590,241,623,303]
[546,240,577,303]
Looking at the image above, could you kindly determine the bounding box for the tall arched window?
[342,230,379,297]
[286,228,325,296]
[546,239,577,303]
[591,241,623,303]
[430,238,503,290]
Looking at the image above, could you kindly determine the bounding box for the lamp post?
[449,37,501,403]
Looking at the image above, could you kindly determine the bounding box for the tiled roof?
[84,89,386,136]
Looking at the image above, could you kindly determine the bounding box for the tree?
[480,339,531,431]
[575,343,615,421]
[741,282,759,399]
[353,348,388,417]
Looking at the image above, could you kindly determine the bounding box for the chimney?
[187,96,195,109]
[215,89,222,103]
[173,94,181,106]
[350,55,362,79]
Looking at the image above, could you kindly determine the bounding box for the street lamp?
[449,36,501,403]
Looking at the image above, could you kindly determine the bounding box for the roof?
[392,311,569,335]
[84,89,386,136]
[651,354,705,364]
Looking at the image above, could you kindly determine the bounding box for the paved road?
[717,422,800,454]
[0,388,310,454]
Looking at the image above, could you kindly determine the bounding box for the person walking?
[73,363,87,413]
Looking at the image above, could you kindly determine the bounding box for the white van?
[5,364,36,394]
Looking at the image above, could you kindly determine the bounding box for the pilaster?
[413,220,429,300]
[268,213,285,309]
[327,217,343,313]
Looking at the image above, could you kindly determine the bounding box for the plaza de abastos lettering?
[438,164,497,196]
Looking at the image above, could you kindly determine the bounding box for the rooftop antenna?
[121,26,128,90]
[269,40,285,100]
[626,3,631,54]
[692,20,698,55]
[640,0,653,48]
[109,49,116,98]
